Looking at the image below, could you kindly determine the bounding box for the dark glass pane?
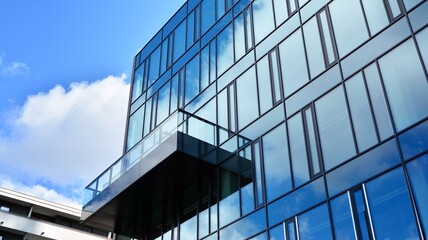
[219,158,241,227]
[185,55,200,104]
[201,45,210,91]
[126,106,144,150]
[399,120,428,160]
[156,81,171,126]
[220,208,267,239]
[366,168,419,240]
[406,154,428,236]
[187,10,195,48]
[330,194,355,240]
[364,63,393,140]
[252,0,275,44]
[234,13,246,60]
[270,50,282,103]
[378,39,428,131]
[303,16,325,78]
[236,66,259,129]
[257,55,273,114]
[143,98,152,137]
[239,146,255,215]
[279,30,309,96]
[216,0,225,18]
[202,0,216,34]
[149,46,161,86]
[315,87,355,170]
[287,221,296,240]
[288,113,310,186]
[416,27,428,69]
[304,108,320,175]
[254,141,265,205]
[263,124,292,202]
[329,0,369,57]
[132,62,145,102]
[217,23,234,76]
[345,73,378,152]
[361,0,389,35]
[298,204,332,240]
[353,190,371,240]
[173,20,186,62]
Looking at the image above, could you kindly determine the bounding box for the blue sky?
[0,0,185,207]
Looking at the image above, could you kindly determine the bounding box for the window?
[361,0,389,35]
[330,194,355,240]
[252,0,275,44]
[148,46,161,86]
[156,81,171,126]
[378,39,428,131]
[236,66,259,129]
[126,106,144,151]
[131,61,146,102]
[173,20,186,62]
[201,0,216,34]
[329,0,369,57]
[219,157,240,228]
[185,54,200,104]
[416,27,428,69]
[217,23,234,76]
[298,204,332,240]
[279,29,309,96]
[0,205,10,212]
[315,86,355,170]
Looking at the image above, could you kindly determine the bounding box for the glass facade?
[84,0,428,239]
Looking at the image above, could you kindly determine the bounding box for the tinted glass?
[254,141,264,205]
[263,124,292,202]
[319,10,335,65]
[416,27,428,69]
[220,208,267,239]
[364,63,393,140]
[399,120,428,160]
[366,168,419,240]
[345,73,377,152]
[353,189,371,240]
[202,0,216,34]
[273,0,288,25]
[149,46,161,86]
[217,23,234,76]
[156,81,171,126]
[187,11,195,48]
[201,45,210,90]
[330,194,355,240]
[406,154,428,235]
[304,108,320,174]
[279,30,309,96]
[170,74,179,114]
[253,0,275,44]
[234,13,246,60]
[257,55,273,114]
[126,106,144,150]
[298,204,332,240]
[219,158,240,227]
[303,16,325,78]
[270,50,282,103]
[387,0,402,18]
[361,0,389,35]
[173,21,186,62]
[144,98,152,136]
[316,87,355,170]
[160,38,169,74]
[132,62,145,102]
[185,55,200,104]
[236,67,259,129]
[329,0,369,57]
[288,113,310,186]
[269,224,285,240]
[378,39,428,131]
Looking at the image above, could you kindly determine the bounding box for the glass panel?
[185,55,200,104]
[219,157,240,227]
[288,113,310,186]
[236,66,259,129]
[253,141,265,205]
[316,87,355,169]
[202,0,216,34]
[399,120,428,160]
[403,0,424,10]
[201,45,210,90]
[273,0,288,25]
[319,10,335,65]
[217,23,234,76]
[270,50,282,103]
[160,38,169,74]
[170,74,178,114]
[361,0,389,35]
[245,8,254,50]
[187,10,195,48]
[234,13,246,60]
[263,124,292,202]
[252,0,275,44]
[126,106,144,150]
[353,189,371,240]
[229,84,236,133]
[279,29,309,96]
[157,81,171,126]
[366,168,419,240]
[378,39,428,131]
[250,232,268,240]
[304,108,320,175]
[180,215,197,240]
[269,224,285,240]
[267,177,326,227]
[173,20,186,62]
[416,27,428,69]
[387,0,402,18]
[220,208,267,239]
[132,62,145,102]
[287,221,296,240]
[303,16,325,78]
[210,40,217,82]
[330,194,355,240]
[217,0,225,18]
[408,1,428,32]
[298,204,332,240]
[406,154,428,236]
[143,98,152,136]
[289,0,297,12]
[364,63,393,140]
[329,0,369,57]
[326,139,400,196]
[240,146,255,215]
[257,55,273,114]
[149,46,161,86]
[345,73,378,152]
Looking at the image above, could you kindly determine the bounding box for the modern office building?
[0,187,110,240]
[82,0,428,239]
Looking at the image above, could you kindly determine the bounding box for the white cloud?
[0,74,130,204]
[0,175,82,208]
[1,61,30,77]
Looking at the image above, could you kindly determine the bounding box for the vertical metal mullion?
[358,0,373,36]
[302,107,315,179]
[310,103,324,175]
[347,191,359,240]
[316,11,330,70]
